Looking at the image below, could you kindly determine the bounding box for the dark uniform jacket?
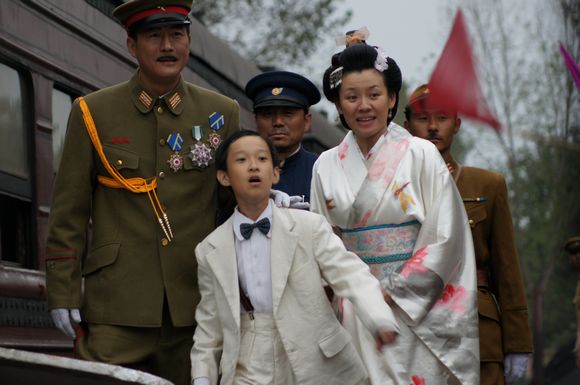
[46,74,240,328]
[451,159,533,361]
[273,146,317,203]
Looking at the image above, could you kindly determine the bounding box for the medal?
[189,142,212,168]
[209,112,225,131]
[192,125,204,141]
[166,133,184,172]
[208,132,222,150]
[167,133,183,152]
[167,153,184,172]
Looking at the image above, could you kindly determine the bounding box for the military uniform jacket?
[273,146,317,203]
[451,160,533,361]
[46,73,240,327]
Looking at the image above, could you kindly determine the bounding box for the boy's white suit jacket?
[191,205,398,385]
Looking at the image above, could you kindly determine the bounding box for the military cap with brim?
[565,235,580,253]
[113,0,192,32]
[245,71,321,110]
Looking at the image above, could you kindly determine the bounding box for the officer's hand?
[50,308,81,339]
[288,195,310,210]
[504,353,529,383]
[271,189,290,207]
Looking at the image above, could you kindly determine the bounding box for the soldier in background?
[45,1,240,384]
[405,84,534,385]
[564,236,580,367]
[245,71,320,204]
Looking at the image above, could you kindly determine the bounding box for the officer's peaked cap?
[245,71,321,110]
[113,0,192,33]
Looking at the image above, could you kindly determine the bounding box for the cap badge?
[192,126,204,141]
[167,153,184,172]
[167,133,183,152]
[271,87,283,96]
[189,142,212,168]
[209,112,225,131]
[208,133,222,150]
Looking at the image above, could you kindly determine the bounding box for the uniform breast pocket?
[466,203,487,229]
[102,145,140,174]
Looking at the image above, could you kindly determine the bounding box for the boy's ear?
[216,170,231,187]
[273,166,280,185]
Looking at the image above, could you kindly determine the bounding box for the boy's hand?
[375,328,398,350]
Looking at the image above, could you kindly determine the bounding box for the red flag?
[559,42,580,88]
[427,9,501,131]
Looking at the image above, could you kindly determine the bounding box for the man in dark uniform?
[564,236,580,367]
[405,84,533,385]
[45,1,239,384]
[245,71,321,204]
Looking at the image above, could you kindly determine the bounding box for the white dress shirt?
[232,201,273,314]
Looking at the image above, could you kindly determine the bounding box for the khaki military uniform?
[450,159,533,385]
[46,73,239,383]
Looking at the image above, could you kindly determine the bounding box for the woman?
[310,41,480,384]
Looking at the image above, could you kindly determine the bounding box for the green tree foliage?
[191,0,352,69]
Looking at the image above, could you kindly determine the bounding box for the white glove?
[271,189,310,209]
[51,308,81,339]
[271,189,290,207]
[288,195,310,210]
[504,353,529,383]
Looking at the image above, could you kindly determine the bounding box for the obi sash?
[341,220,420,281]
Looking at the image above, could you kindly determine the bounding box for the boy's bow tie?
[240,218,270,239]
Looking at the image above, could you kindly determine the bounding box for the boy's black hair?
[215,130,279,172]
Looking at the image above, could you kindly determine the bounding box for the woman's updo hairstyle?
[322,42,402,128]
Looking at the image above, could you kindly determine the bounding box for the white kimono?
[311,123,480,385]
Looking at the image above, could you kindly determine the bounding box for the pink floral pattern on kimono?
[367,159,386,181]
[434,284,467,315]
[338,141,349,161]
[400,245,428,278]
[410,375,426,385]
[354,209,373,228]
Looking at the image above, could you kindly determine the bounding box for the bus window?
[51,89,73,172]
[0,62,28,179]
[0,62,31,267]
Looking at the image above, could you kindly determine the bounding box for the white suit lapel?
[205,218,241,326]
[270,206,299,314]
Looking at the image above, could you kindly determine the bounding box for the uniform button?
[159,138,166,146]
[157,106,163,113]
[161,238,169,246]
[116,159,123,166]
[468,219,474,225]
[159,171,166,178]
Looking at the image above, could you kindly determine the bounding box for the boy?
[190,131,399,385]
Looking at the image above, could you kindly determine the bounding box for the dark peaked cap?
[245,71,321,110]
[113,0,192,32]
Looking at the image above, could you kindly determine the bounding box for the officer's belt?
[78,97,173,242]
[477,269,490,288]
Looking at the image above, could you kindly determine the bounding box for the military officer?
[45,1,240,384]
[404,84,534,385]
[564,236,580,367]
[245,71,321,204]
